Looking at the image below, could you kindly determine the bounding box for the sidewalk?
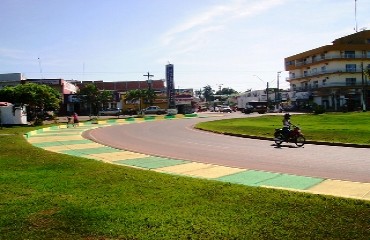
[25,115,370,201]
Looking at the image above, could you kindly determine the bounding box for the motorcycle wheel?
[295,135,305,147]
[274,134,284,146]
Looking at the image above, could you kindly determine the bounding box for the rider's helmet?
[284,113,291,119]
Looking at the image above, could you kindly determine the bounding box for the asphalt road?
[84,113,370,183]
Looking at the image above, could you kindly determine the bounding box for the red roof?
[0,102,10,106]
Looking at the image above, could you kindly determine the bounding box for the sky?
[1,0,369,93]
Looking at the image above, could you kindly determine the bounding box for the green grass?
[196,112,370,145]
[0,123,370,239]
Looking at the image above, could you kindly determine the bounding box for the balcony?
[292,81,369,92]
[287,54,370,68]
[287,68,367,81]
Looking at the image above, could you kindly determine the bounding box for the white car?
[219,106,232,113]
[142,106,167,115]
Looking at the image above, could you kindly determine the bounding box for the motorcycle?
[274,125,305,147]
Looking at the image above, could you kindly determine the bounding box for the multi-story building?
[285,30,370,111]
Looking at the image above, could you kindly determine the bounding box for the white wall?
[0,104,27,125]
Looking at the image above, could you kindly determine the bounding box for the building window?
[313,81,319,88]
[322,79,327,86]
[320,53,325,60]
[344,51,355,58]
[321,65,327,72]
[367,51,370,58]
[303,71,308,77]
[346,78,356,86]
[346,64,356,72]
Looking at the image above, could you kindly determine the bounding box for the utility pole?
[143,72,154,105]
[266,81,269,105]
[361,62,367,111]
[143,72,154,90]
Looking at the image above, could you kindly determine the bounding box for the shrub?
[312,103,326,114]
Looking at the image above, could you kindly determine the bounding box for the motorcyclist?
[282,113,292,140]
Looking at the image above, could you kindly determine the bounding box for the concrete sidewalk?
[25,116,370,201]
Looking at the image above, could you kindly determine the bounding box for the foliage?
[0,83,61,122]
[77,83,115,115]
[202,85,214,102]
[215,87,238,95]
[145,89,156,106]
[312,103,326,114]
[194,89,203,100]
[124,89,156,110]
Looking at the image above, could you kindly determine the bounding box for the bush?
[312,103,326,114]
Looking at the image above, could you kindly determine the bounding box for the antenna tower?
[354,0,358,32]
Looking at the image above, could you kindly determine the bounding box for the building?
[0,73,25,89]
[285,30,370,111]
[75,80,167,114]
[24,79,79,115]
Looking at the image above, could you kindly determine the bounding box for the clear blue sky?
[1,0,369,92]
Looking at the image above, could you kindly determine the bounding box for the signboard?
[166,64,176,108]
[26,79,61,85]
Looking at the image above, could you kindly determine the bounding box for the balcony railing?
[286,54,370,67]
[291,81,369,92]
[287,68,368,81]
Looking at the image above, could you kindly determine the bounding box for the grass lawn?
[195,112,370,145]
[0,121,369,239]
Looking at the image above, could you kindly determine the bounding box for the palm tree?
[125,89,142,111]
[144,89,156,106]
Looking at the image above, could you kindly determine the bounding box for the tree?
[194,89,203,100]
[124,89,156,111]
[124,89,142,110]
[100,90,114,109]
[144,89,156,106]
[77,83,115,115]
[0,83,61,121]
[215,87,238,95]
[202,85,214,102]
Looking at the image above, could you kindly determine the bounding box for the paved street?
[84,113,370,183]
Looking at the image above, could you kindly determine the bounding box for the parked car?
[219,105,232,113]
[98,108,121,116]
[142,106,167,115]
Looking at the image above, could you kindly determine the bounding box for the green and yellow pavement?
[25,116,370,201]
